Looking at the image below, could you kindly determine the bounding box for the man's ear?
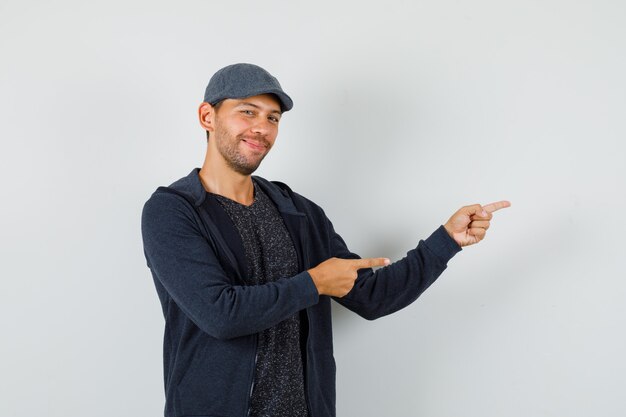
[198,102,215,133]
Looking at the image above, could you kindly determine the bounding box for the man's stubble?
[213,117,271,176]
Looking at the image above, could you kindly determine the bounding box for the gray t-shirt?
[215,182,309,417]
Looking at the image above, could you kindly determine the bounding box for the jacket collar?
[167,168,303,216]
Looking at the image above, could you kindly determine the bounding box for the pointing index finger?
[352,257,391,269]
[483,200,511,213]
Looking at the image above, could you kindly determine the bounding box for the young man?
[141,63,510,417]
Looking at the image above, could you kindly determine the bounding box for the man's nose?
[250,117,273,135]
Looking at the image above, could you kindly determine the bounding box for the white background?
[1,0,625,416]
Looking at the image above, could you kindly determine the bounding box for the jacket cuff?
[295,270,320,305]
[422,225,462,264]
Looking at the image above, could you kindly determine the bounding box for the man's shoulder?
[145,168,206,208]
[142,169,206,228]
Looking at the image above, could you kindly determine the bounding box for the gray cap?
[203,63,293,112]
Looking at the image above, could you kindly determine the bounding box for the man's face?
[211,94,282,176]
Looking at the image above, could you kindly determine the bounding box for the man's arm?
[317,224,461,320]
[141,192,320,340]
[307,201,510,319]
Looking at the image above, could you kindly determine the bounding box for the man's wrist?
[423,225,463,262]
[307,269,322,295]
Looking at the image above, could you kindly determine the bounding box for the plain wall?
[1,0,625,416]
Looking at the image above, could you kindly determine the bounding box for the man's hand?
[308,257,391,297]
[444,200,511,247]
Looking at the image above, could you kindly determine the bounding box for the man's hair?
[206,100,223,141]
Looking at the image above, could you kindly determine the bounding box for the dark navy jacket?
[141,168,461,417]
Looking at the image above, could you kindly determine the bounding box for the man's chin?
[230,161,262,176]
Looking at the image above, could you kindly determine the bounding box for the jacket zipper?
[246,333,259,416]
[304,310,313,417]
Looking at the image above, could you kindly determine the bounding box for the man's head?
[199,63,292,176]
[200,63,292,142]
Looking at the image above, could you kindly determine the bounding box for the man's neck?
[198,155,255,206]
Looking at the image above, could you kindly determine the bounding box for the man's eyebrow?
[235,101,282,115]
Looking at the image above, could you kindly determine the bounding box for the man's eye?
[241,110,254,115]
[269,116,280,123]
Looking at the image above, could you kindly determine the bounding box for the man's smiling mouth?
[241,138,268,151]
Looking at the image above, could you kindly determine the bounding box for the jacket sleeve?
[329,218,462,320]
[141,192,320,340]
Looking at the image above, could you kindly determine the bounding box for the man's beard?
[214,122,270,176]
